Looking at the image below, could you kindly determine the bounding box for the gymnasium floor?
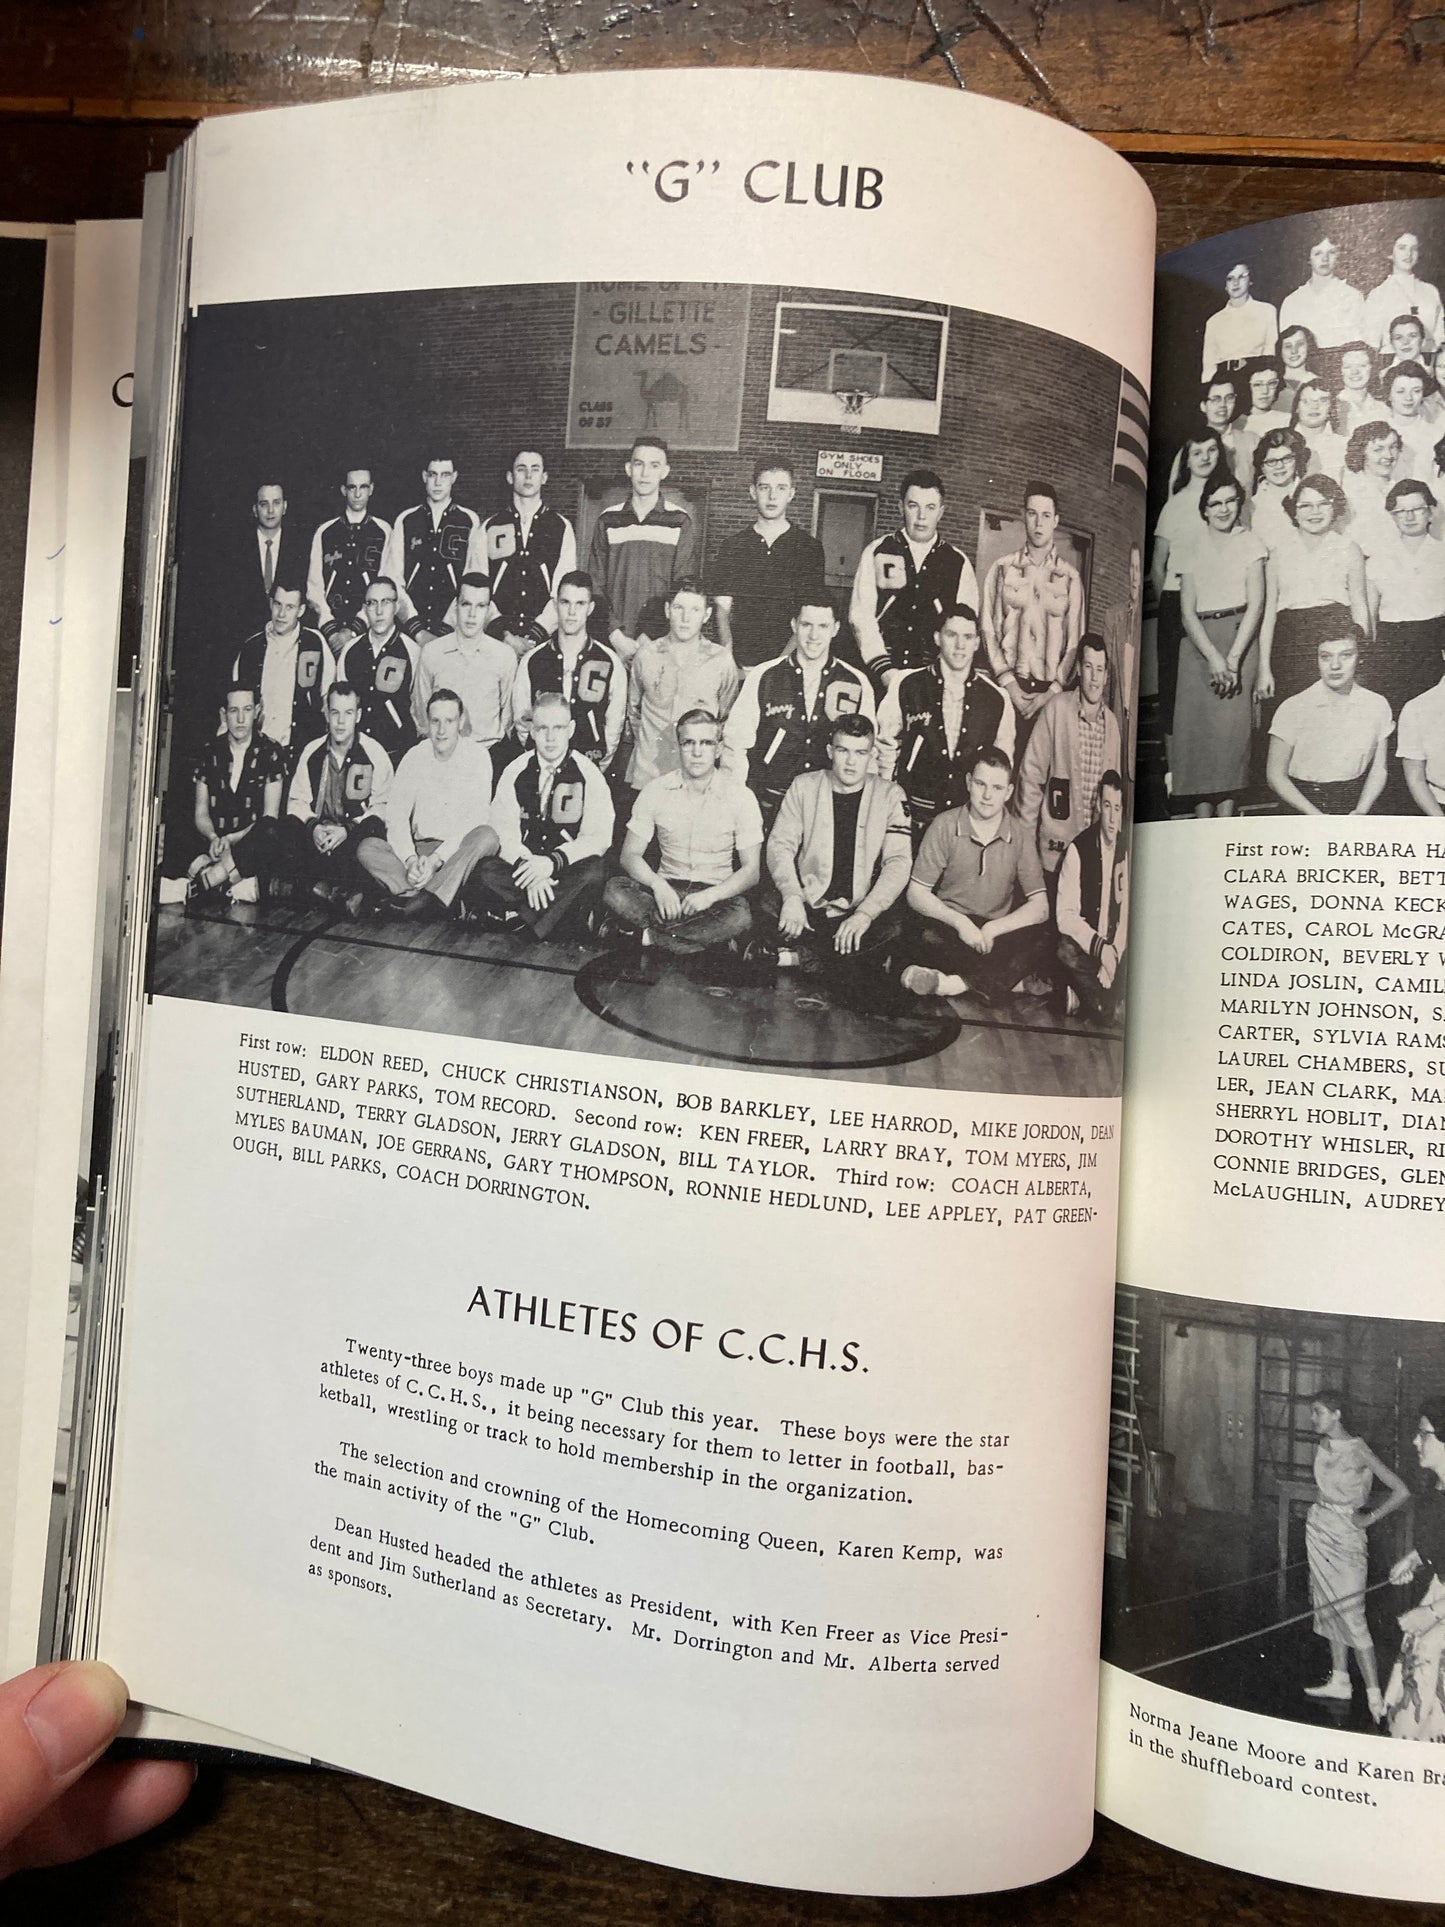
[1104,1510,1392,1737]
[150,897,1124,1097]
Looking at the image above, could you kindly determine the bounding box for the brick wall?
[172,279,1144,697]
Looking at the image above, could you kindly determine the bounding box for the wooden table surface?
[3,1,1444,1918]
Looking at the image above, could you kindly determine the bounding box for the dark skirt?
[1171,609,1255,799]
[1156,589,1182,734]
[1374,616,1445,717]
[1294,774,1367,814]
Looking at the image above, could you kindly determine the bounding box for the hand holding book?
[0,1663,191,1878]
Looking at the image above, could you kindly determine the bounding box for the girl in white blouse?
[1258,473,1369,707]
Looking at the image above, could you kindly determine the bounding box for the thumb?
[0,1663,128,1847]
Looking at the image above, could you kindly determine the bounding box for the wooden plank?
[5,1791,1435,1925]
[1111,133,1445,167]
[1141,159,1445,252]
[1,92,1443,175]
[0,1,1443,146]
[2,92,1444,176]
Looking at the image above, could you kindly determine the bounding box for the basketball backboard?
[767,302,947,436]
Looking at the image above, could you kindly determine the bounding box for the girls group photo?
[1144,200,1445,822]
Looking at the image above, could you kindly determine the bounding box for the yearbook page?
[0,198,313,1764]
[0,220,148,1679]
[1102,198,1445,1902]
[91,72,1153,1894]
[0,220,66,1673]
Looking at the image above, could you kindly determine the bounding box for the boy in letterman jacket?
[306,466,391,647]
[380,456,480,640]
[875,604,1015,841]
[466,692,614,940]
[231,583,334,774]
[333,578,422,767]
[849,468,979,696]
[722,595,874,831]
[459,447,578,656]
[282,681,393,907]
[1054,768,1129,1024]
[511,572,625,771]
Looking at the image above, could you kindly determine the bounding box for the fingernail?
[25,1663,128,1778]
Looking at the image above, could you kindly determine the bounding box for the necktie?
[264,537,275,595]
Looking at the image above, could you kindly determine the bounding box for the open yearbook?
[3,66,1445,1903]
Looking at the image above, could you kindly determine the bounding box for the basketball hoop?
[835,388,872,436]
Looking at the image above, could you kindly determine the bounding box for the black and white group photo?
[1140,200,1445,823]
[147,279,1146,1096]
[1105,1287,1445,1743]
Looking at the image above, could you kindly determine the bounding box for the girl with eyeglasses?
[1258,473,1368,708]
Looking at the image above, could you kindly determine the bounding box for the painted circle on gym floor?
[574,949,961,1072]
